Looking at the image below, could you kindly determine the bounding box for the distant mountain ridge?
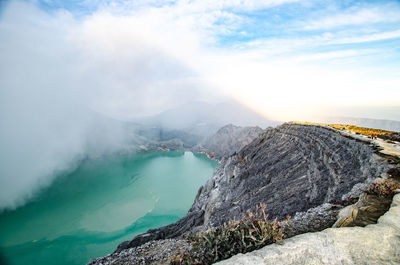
[193,124,263,160]
[116,100,276,154]
[80,100,276,157]
[133,100,278,138]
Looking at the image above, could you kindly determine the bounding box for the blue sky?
[18,0,400,62]
[1,0,400,121]
[31,0,400,55]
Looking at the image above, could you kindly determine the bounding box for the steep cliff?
[90,123,396,264]
[190,123,389,236]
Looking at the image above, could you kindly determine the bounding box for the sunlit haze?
[1,0,399,121]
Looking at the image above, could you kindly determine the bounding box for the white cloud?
[78,0,301,41]
[236,28,400,60]
[302,5,400,30]
[282,49,380,63]
[97,0,301,12]
[331,29,400,44]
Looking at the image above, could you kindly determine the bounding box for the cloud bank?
[0,1,219,210]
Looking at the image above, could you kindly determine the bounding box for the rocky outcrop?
[216,192,400,265]
[193,124,263,160]
[113,123,390,251]
[88,239,190,265]
[378,133,400,143]
[190,123,390,236]
[333,190,392,228]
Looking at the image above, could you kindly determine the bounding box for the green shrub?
[173,203,290,265]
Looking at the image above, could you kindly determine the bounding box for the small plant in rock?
[173,203,290,265]
[367,180,400,197]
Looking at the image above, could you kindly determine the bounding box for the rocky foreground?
[217,193,400,265]
[89,123,400,264]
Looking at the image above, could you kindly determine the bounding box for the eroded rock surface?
[333,191,393,228]
[216,193,400,265]
[88,239,190,265]
[191,123,390,235]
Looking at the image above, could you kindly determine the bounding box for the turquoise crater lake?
[0,151,218,265]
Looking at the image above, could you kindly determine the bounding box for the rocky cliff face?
[193,124,263,160]
[90,123,395,264]
[191,123,389,235]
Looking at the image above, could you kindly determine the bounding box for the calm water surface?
[0,151,218,265]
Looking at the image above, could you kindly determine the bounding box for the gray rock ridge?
[216,192,400,265]
[112,123,391,254]
[191,123,389,232]
[192,124,263,160]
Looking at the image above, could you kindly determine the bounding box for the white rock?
[216,194,400,265]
